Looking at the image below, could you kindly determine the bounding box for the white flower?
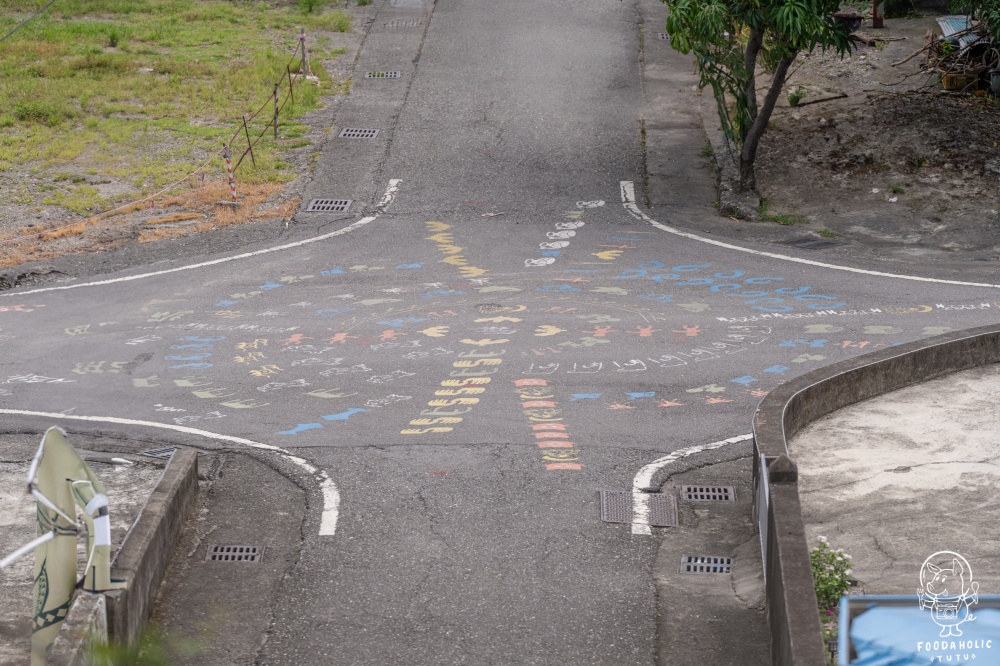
[844,554,852,560]
[817,536,828,544]
[845,569,853,576]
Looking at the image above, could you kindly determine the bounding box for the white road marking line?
[620,181,1000,289]
[6,180,402,297]
[630,433,753,535]
[0,409,340,536]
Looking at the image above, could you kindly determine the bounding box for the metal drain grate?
[681,485,736,502]
[680,555,732,574]
[364,71,401,79]
[599,491,678,527]
[207,545,263,563]
[306,198,353,213]
[657,32,670,40]
[339,128,380,139]
[781,237,840,250]
[137,446,177,460]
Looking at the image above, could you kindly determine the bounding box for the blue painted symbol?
[627,392,656,400]
[540,251,561,257]
[315,307,355,318]
[259,282,284,291]
[215,300,238,307]
[322,408,368,421]
[570,393,604,400]
[729,376,757,386]
[636,294,673,303]
[395,263,423,269]
[321,268,345,276]
[378,317,428,328]
[779,339,827,348]
[420,290,465,298]
[764,365,791,375]
[278,423,324,435]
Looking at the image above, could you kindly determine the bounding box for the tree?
[662,0,853,193]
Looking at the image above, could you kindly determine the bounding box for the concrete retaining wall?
[104,447,198,646]
[752,324,1000,665]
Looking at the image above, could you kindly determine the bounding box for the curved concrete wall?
[751,323,1000,665]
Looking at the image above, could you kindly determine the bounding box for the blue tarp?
[849,606,1000,665]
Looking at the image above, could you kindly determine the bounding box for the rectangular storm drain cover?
[657,32,670,40]
[599,491,677,527]
[339,128,380,139]
[208,545,262,563]
[680,555,732,574]
[681,485,736,502]
[137,446,177,460]
[364,71,401,79]
[306,198,353,212]
[381,18,423,30]
[782,237,840,250]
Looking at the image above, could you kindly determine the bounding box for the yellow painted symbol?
[440,378,492,386]
[426,232,455,243]
[440,256,469,266]
[173,377,212,387]
[592,250,624,261]
[425,221,451,231]
[419,326,450,337]
[459,267,489,277]
[219,400,270,409]
[676,303,711,313]
[132,376,159,388]
[401,427,454,434]
[437,244,464,255]
[475,316,522,323]
[409,418,463,425]
[307,389,358,398]
[192,388,236,399]
[427,398,480,406]
[534,325,566,337]
[434,388,486,396]
[460,338,509,346]
[452,358,503,367]
[476,286,519,293]
[564,210,584,219]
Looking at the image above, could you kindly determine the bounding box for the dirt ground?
[756,14,1000,263]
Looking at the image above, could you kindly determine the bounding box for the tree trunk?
[738,52,796,193]
[742,28,763,129]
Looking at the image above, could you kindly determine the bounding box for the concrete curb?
[697,94,761,220]
[47,594,106,666]
[751,323,1000,665]
[104,447,198,646]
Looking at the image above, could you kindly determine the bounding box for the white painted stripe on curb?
[630,433,754,536]
[6,179,403,297]
[0,409,340,536]
[620,181,1000,289]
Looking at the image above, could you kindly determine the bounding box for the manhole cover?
[207,545,263,563]
[657,32,670,40]
[681,485,736,502]
[137,446,177,460]
[306,198,353,213]
[364,71,401,79]
[380,18,422,31]
[339,128,380,139]
[680,555,732,574]
[781,237,840,250]
[599,491,677,527]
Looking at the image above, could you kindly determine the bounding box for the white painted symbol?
[554,221,585,230]
[525,258,556,267]
[539,241,570,250]
[576,200,605,208]
[546,230,576,240]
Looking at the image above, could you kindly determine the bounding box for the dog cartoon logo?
[918,551,979,637]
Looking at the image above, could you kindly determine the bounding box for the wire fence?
[0,28,316,247]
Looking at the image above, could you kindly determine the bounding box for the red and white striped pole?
[223,144,237,202]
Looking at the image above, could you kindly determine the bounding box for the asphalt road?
[2,0,1000,663]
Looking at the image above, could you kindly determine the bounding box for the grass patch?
[889,184,905,194]
[0,0,350,218]
[758,198,808,225]
[818,228,836,238]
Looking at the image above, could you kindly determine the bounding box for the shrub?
[810,536,853,612]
